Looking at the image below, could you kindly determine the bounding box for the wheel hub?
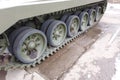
[69,17,79,37]
[22,34,43,59]
[80,12,89,31]
[12,28,47,64]
[28,41,36,50]
[71,21,76,32]
[53,24,65,42]
[55,31,60,37]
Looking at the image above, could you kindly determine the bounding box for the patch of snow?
[106,3,120,15]
[6,69,27,80]
[6,69,46,80]
[112,53,120,80]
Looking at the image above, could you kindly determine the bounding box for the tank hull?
[0,0,104,34]
[0,0,107,70]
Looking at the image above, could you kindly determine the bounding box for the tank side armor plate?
[0,0,104,34]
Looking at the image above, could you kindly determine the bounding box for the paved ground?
[109,0,120,3]
[0,3,120,80]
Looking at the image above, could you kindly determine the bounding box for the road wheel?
[8,27,31,54]
[96,6,102,21]
[79,11,89,31]
[61,14,71,22]
[88,9,96,26]
[40,19,54,34]
[65,15,80,37]
[46,20,67,47]
[13,28,47,63]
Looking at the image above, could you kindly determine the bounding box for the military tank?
[0,0,107,70]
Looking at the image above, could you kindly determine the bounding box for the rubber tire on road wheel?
[96,6,102,21]
[88,9,96,26]
[13,28,47,63]
[46,20,67,47]
[61,14,71,22]
[40,19,54,34]
[66,15,80,37]
[79,11,89,31]
[8,27,31,54]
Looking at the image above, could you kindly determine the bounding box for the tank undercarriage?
[0,0,107,70]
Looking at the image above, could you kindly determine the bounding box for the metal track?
[0,23,99,71]
[0,0,107,71]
